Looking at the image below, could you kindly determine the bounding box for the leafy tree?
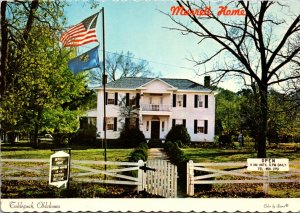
[165,1,300,157]
[166,125,191,146]
[215,88,241,136]
[0,1,91,147]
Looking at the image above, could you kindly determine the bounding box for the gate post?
[137,160,144,192]
[187,160,194,196]
[263,171,269,195]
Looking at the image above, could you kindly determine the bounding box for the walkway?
[148,148,169,160]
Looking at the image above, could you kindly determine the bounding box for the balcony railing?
[141,104,171,112]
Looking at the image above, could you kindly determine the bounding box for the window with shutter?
[107,93,115,105]
[195,120,207,134]
[177,95,184,107]
[106,117,114,130]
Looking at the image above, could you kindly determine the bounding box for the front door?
[151,121,160,140]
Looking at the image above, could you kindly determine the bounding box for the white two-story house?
[94,77,215,142]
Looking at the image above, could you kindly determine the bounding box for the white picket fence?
[187,160,300,196]
[1,158,177,197]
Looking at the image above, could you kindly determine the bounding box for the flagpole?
[101,7,107,173]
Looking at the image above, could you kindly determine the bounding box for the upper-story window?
[106,92,118,105]
[195,94,208,108]
[126,93,140,108]
[173,94,186,107]
[107,93,115,105]
[177,95,184,107]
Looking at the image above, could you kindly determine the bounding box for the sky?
[63,0,298,92]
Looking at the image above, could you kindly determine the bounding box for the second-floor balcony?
[141,104,171,112]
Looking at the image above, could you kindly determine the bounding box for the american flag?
[60,12,99,47]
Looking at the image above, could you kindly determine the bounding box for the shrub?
[119,128,146,148]
[163,140,213,193]
[69,127,97,146]
[166,125,191,146]
[127,142,149,177]
[128,142,149,162]
[218,134,232,148]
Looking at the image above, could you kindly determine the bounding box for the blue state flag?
[68,45,100,74]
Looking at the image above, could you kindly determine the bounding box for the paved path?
[148,148,169,160]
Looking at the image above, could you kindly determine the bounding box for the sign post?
[49,151,70,188]
[247,158,289,195]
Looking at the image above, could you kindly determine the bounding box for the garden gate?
[141,159,177,198]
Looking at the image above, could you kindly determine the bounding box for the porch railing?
[141,104,171,112]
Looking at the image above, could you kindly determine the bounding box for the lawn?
[1,142,139,198]
[182,143,300,198]
[1,143,133,161]
[182,143,300,163]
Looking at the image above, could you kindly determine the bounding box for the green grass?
[182,143,300,198]
[182,144,300,163]
[1,148,133,161]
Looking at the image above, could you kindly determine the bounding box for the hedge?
[163,141,213,193]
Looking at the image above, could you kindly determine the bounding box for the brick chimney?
[204,76,211,87]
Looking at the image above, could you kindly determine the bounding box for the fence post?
[137,160,144,193]
[187,160,194,196]
[263,171,269,195]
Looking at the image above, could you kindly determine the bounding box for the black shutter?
[103,117,106,131]
[115,92,118,105]
[125,118,129,129]
[114,117,117,131]
[205,95,208,108]
[183,119,186,128]
[194,120,197,134]
[126,93,129,106]
[105,92,108,105]
[136,93,140,108]
[204,120,208,134]
[173,94,176,107]
[136,118,139,129]
[194,95,198,108]
[183,94,187,107]
[172,119,176,127]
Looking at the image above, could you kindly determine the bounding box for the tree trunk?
[33,110,42,148]
[257,86,268,158]
[1,1,8,96]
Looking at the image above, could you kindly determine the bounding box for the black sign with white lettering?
[50,157,69,182]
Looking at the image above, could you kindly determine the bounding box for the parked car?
[38,133,53,143]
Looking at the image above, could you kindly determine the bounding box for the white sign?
[247,158,289,171]
[49,151,70,188]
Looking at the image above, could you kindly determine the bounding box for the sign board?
[49,151,70,188]
[247,158,289,171]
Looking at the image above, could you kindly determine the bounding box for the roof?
[95,77,210,91]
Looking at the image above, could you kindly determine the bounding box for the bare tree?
[90,51,155,85]
[164,1,300,157]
